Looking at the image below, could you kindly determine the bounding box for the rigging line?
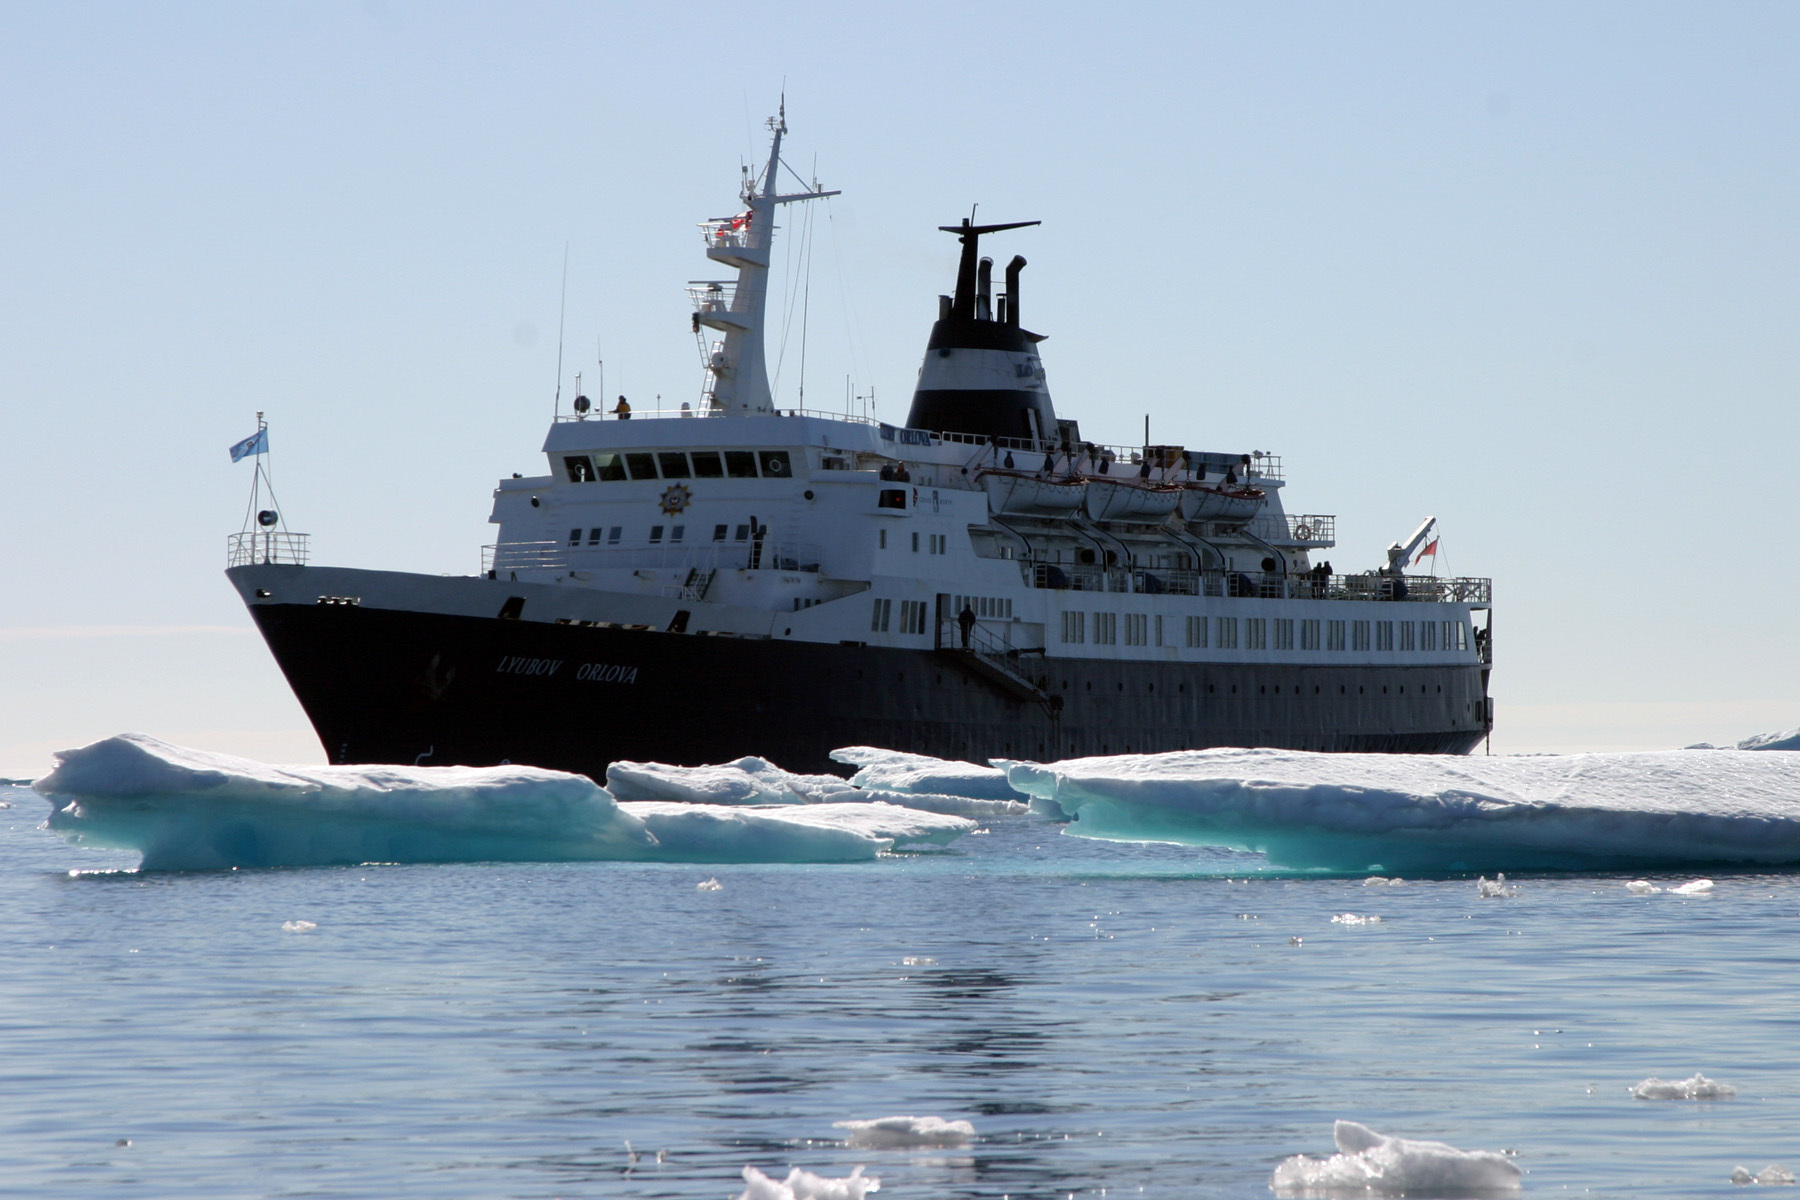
[824,198,871,397]
[798,196,815,408]
[552,243,569,419]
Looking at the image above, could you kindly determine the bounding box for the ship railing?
[483,541,568,574]
[227,531,310,568]
[1268,513,1335,546]
[1027,562,1489,604]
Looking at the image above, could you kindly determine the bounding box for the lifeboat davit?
[1083,477,1182,523]
[1178,483,1267,523]
[978,469,1087,517]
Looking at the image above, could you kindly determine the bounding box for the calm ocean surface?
[4,781,1797,1199]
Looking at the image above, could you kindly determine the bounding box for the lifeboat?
[977,468,1087,517]
[1083,477,1182,523]
[1178,483,1267,523]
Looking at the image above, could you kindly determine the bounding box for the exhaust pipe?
[1004,255,1026,327]
[976,257,994,321]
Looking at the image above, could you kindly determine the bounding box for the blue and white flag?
[229,428,268,463]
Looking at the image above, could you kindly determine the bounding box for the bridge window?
[691,451,725,478]
[1124,613,1147,646]
[713,524,728,541]
[735,524,750,541]
[725,451,759,478]
[593,453,628,481]
[658,452,692,479]
[587,528,604,546]
[625,452,658,480]
[567,528,581,546]
[563,455,595,483]
[649,525,664,544]
[760,450,792,478]
[1421,621,1438,651]
[608,526,622,545]
[670,525,685,544]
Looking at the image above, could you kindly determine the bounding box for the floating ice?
[1626,880,1661,894]
[900,956,935,966]
[606,756,856,805]
[1270,1119,1521,1195]
[696,878,723,892]
[32,735,966,870]
[1330,913,1381,925]
[1632,1073,1736,1099]
[1739,728,1800,751]
[833,1115,974,1149]
[736,1164,879,1200]
[1004,748,1800,872]
[1732,1164,1796,1185]
[855,789,1027,818]
[281,920,317,933]
[618,800,974,853]
[1671,878,1714,894]
[830,746,1026,801]
[1477,873,1518,898]
[1362,876,1404,886]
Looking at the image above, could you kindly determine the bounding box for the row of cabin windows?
[876,530,948,554]
[869,598,929,635]
[569,523,763,548]
[1177,617,1469,652]
[953,595,1015,620]
[563,449,791,484]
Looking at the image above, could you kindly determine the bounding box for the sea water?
[4,780,1799,1199]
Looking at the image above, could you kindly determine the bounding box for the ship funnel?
[905,217,1056,445]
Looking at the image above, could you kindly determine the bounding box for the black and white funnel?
[904,218,1056,445]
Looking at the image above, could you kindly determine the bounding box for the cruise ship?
[227,110,1494,776]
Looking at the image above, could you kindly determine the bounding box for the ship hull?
[244,590,1491,779]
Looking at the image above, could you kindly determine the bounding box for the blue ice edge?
[1001,747,1800,874]
[31,734,973,872]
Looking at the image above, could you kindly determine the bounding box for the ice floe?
[606,756,1026,817]
[1626,880,1661,894]
[280,920,317,933]
[1739,728,1800,751]
[1477,873,1518,898]
[1732,1164,1796,1185]
[619,800,975,852]
[1004,747,1800,872]
[833,1115,974,1149]
[1631,1073,1736,1100]
[830,746,1026,801]
[696,877,723,892]
[32,735,975,870]
[1671,878,1714,894]
[1270,1119,1521,1194]
[606,756,856,805]
[1330,913,1382,925]
[736,1165,879,1200]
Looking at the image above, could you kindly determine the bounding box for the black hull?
[248,602,1491,778]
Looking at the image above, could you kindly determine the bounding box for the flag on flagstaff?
[1414,538,1439,565]
[229,428,268,463]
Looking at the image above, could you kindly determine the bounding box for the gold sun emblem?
[659,483,692,515]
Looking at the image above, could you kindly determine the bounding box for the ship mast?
[692,103,838,416]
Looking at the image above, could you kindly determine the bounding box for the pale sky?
[4,2,1797,776]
